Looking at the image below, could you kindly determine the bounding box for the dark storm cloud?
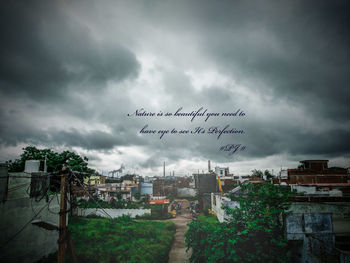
[244,122,350,158]
[0,112,143,150]
[0,0,139,101]
[139,0,350,159]
[143,0,350,118]
[0,0,349,172]
[196,0,350,120]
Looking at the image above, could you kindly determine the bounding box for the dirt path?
[168,200,192,263]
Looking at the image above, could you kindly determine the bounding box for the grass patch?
[197,213,219,224]
[38,216,176,263]
[69,216,175,263]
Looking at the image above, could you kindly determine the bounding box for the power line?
[0,195,55,250]
[69,169,153,259]
[71,171,113,220]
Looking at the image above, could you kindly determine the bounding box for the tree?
[264,169,273,179]
[6,146,97,174]
[251,169,263,178]
[185,182,294,263]
[116,192,122,200]
[134,192,141,200]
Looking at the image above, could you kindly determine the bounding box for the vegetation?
[135,203,172,220]
[70,216,175,263]
[135,213,173,220]
[6,146,97,174]
[251,169,264,178]
[38,216,176,263]
[186,182,294,263]
[166,194,175,202]
[196,213,219,224]
[150,204,172,219]
[251,169,273,179]
[76,198,150,209]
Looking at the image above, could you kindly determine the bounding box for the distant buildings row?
[199,160,350,262]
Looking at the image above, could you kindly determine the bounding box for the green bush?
[77,199,148,209]
[197,214,219,224]
[186,183,294,263]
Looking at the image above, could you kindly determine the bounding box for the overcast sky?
[1,0,349,176]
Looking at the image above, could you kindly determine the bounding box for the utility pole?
[58,167,68,263]
[58,166,77,263]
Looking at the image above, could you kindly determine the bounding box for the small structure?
[95,182,138,201]
[83,175,106,186]
[138,182,153,195]
[149,199,170,217]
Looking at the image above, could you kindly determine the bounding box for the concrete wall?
[291,185,343,197]
[211,193,239,222]
[0,195,61,263]
[289,202,350,219]
[289,202,350,237]
[194,173,217,194]
[0,164,8,202]
[76,208,151,218]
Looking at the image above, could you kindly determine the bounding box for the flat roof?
[300,160,329,162]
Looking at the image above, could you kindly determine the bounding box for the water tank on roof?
[24,160,40,173]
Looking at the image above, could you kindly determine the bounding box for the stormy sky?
[1,0,349,176]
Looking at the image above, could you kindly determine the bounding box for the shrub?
[186,183,294,263]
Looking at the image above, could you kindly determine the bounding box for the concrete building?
[194,173,217,211]
[193,173,217,195]
[95,181,138,201]
[84,175,106,186]
[215,166,229,177]
[286,160,348,185]
[176,177,191,187]
[0,165,63,263]
[214,166,238,191]
[138,182,153,195]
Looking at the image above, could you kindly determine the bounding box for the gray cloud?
[0,0,349,173]
[0,0,139,101]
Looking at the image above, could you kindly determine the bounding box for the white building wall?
[211,193,239,222]
[76,208,151,218]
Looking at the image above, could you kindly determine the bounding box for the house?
[214,166,238,191]
[83,175,106,186]
[287,160,348,185]
[95,181,138,201]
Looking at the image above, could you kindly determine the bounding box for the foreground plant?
[186,182,294,263]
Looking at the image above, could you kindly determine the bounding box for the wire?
[0,196,54,250]
[7,183,30,192]
[71,172,113,220]
[69,169,152,258]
